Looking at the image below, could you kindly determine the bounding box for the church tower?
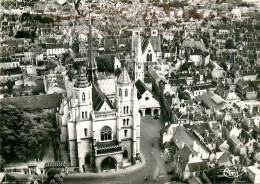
[72,67,93,172]
[116,68,140,161]
[133,30,144,82]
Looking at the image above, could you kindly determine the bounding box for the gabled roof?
[92,83,113,111]
[236,79,248,89]
[135,79,147,99]
[188,161,207,172]
[174,144,196,171]
[172,126,209,153]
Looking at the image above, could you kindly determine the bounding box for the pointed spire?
[135,32,143,63]
[87,17,97,83]
[118,67,131,84]
[74,67,89,88]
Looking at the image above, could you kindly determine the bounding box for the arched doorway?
[101,157,117,171]
[139,110,142,116]
[123,149,128,159]
[154,109,159,116]
[145,108,151,116]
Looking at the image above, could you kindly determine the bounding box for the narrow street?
[64,116,171,184]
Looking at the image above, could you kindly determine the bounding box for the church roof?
[97,78,116,96]
[92,83,113,111]
[135,79,147,99]
[118,68,131,84]
[74,68,89,88]
[150,36,161,52]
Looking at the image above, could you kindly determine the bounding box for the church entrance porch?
[145,108,151,116]
[139,108,161,117]
[101,157,117,171]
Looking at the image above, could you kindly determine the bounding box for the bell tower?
[115,68,140,161]
[73,67,93,121]
[133,30,144,82]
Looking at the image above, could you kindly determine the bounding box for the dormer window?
[82,92,86,101]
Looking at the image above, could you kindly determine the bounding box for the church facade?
[65,67,141,173]
[58,26,160,173]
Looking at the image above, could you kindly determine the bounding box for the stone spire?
[118,67,131,84]
[135,32,143,63]
[74,67,89,88]
[87,18,97,83]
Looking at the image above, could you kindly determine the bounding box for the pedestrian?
[145,176,148,182]
[151,151,153,155]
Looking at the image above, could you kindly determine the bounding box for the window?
[88,92,90,99]
[119,88,122,97]
[125,89,128,97]
[123,119,126,126]
[124,130,128,137]
[84,128,88,136]
[127,106,129,114]
[127,119,129,125]
[147,53,152,62]
[138,65,141,69]
[82,112,84,119]
[100,126,112,141]
[124,106,126,114]
[145,97,149,101]
[82,92,86,101]
[85,111,88,119]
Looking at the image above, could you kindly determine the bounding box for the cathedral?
[57,24,161,173]
[62,24,141,173]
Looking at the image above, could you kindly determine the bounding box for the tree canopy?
[96,55,114,73]
[0,103,57,162]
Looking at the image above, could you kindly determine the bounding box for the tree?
[0,103,57,162]
[114,68,122,78]
[21,13,32,22]
[0,155,5,171]
[6,80,14,95]
[225,39,234,49]
[34,15,42,22]
[47,168,63,184]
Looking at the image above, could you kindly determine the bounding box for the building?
[132,28,144,82]
[247,164,260,184]
[63,23,141,173]
[66,67,141,173]
[135,79,160,117]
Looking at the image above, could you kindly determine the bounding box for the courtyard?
[63,116,171,184]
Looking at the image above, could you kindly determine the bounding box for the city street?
[64,116,171,184]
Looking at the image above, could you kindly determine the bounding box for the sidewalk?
[65,153,146,178]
